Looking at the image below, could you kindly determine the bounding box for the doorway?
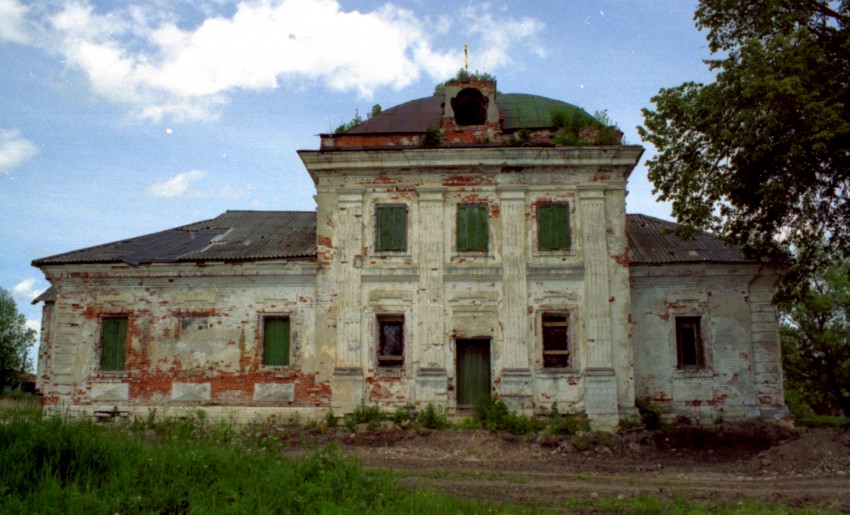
[456,338,491,407]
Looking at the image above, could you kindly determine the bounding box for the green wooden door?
[456,339,491,406]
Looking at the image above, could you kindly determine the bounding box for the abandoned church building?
[31,78,788,429]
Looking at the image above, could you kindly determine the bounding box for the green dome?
[345,93,598,134]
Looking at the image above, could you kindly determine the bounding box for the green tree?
[638,1,850,293]
[780,261,850,417]
[0,288,36,390]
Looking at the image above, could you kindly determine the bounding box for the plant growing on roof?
[433,69,497,95]
[334,109,363,134]
[423,125,443,147]
[551,108,622,146]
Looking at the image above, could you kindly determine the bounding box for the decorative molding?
[171,382,211,402]
[90,382,129,401]
[95,293,135,305]
[253,383,295,402]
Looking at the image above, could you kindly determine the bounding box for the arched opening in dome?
[452,88,488,126]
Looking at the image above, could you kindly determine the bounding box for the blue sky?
[0,0,716,362]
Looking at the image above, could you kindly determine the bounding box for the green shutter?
[264,318,290,366]
[538,204,570,250]
[457,204,488,252]
[101,317,127,371]
[376,205,406,251]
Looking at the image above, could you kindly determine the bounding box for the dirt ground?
[281,424,850,512]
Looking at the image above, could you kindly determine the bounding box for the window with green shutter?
[100,317,127,371]
[375,205,407,251]
[537,203,570,250]
[457,204,488,252]
[263,317,290,366]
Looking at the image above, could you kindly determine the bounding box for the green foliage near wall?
[0,288,35,391]
[780,260,850,417]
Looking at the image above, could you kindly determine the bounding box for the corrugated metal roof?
[32,286,55,304]
[33,211,752,268]
[626,214,755,264]
[33,211,317,266]
[345,93,595,134]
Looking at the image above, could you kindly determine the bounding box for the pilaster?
[579,187,619,428]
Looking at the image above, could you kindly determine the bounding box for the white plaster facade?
[33,81,788,429]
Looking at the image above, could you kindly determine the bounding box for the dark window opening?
[457,204,488,252]
[542,313,570,368]
[538,203,570,250]
[676,316,705,369]
[101,317,128,371]
[263,317,290,366]
[376,204,407,251]
[378,315,404,367]
[452,88,488,126]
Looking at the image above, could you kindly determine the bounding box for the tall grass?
[0,410,538,513]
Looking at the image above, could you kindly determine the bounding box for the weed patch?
[474,397,543,435]
[0,413,539,513]
[416,403,449,430]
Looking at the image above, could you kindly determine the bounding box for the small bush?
[551,107,621,146]
[636,399,664,431]
[423,125,443,146]
[416,403,449,430]
[324,410,338,429]
[391,404,416,425]
[351,401,384,430]
[474,397,542,435]
[334,109,363,134]
[618,415,643,431]
[548,403,590,435]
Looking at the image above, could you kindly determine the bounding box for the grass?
[0,408,539,514]
[0,406,832,514]
[795,415,850,429]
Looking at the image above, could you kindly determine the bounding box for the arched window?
[452,88,488,125]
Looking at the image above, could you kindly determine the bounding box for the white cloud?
[26,319,41,338]
[12,278,47,303]
[212,185,250,199]
[20,0,545,121]
[0,128,39,173]
[0,0,31,44]
[147,169,207,197]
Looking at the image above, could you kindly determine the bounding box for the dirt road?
[285,425,850,511]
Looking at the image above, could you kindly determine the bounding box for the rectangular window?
[676,316,705,369]
[263,317,290,366]
[457,204,489,252]
[376,205,407,251]
[377,315,404,367]
[542,313,570,368]
[100,317,128,371]
[538,203,570,250]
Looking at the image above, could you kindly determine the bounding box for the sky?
[0,0,717,366]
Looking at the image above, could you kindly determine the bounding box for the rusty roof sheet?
[345,93,595,134]
[347,96,443,134]
[32,211,317,266]
[626,214,755,264]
